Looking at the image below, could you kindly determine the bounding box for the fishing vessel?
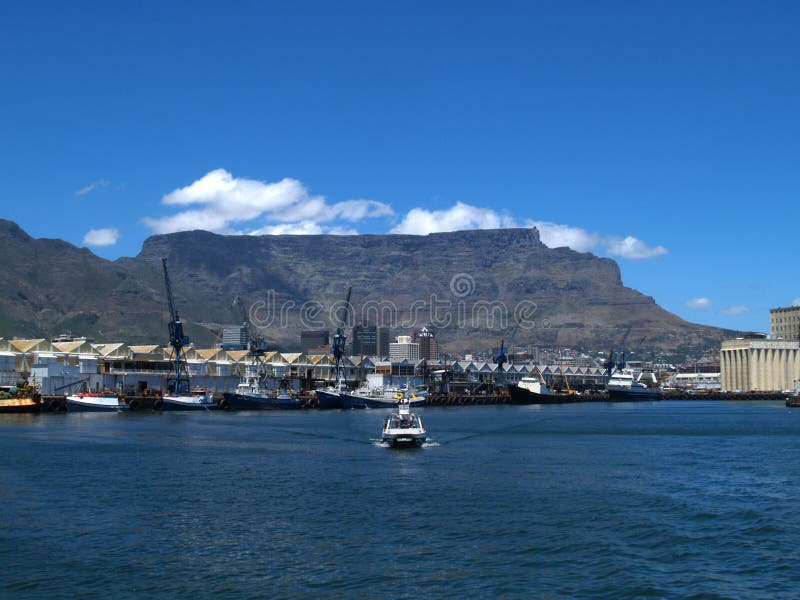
[381,395,427,447]
[508,370,573,404]
[0,381,43,414]
[343,384,426,409]
[161,388,217,411]
[66,391,129,412]
[222,364,301,410]
[314,381,345,410]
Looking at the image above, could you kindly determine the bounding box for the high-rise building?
[413,327,438,361]
[351,322,378,356]
[377,327,391,357]
[221,325,248,350]
[389,335,420,361]
[771,306,800,341]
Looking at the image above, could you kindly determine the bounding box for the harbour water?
[3,401,800,598]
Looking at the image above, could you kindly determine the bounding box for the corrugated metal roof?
[226,350,250,362]
[10,339,48,353]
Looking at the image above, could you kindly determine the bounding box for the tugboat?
[381,393,427,447]
[66,390,129,412]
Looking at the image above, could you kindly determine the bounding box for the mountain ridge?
[0,219,735,355]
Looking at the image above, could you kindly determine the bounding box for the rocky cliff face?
[0,219,733,354]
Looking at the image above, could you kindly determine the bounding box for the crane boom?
[162,258,190,393]
[330,286,352,387]
[233,295,269,356]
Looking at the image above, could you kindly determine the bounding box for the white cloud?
[792,298,800,307]
[82,228,120,247]
[718,305,750,316]
[604,236,668,259]
[75,179,110,196]
[141,177,668,258]
[142,169,393,235]
[390,201,516,234]
[390,203,667,259]
[248,222,324,235]
[527,221,666,259]
[525,220,600,252]
[686,297,712,311]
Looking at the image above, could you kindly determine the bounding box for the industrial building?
[719,305,800,392]
[720,335,800,392]
[770,306,800,341]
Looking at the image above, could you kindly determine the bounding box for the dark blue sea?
[3,401,800,598]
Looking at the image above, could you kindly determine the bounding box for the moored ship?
[606,369,663,401]
[342,384,426,409]
[66,391,129,412]
[508,372,577,404]
[222,365,300,410]
[0,381,43,414]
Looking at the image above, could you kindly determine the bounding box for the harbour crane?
[603,349,616,378]
[162,258,190,394]
[495,339,508,371]
[494,317,524,388]
[233,296,270,357]
[330,286,352,388]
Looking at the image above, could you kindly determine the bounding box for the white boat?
[606,369,662,401]
[66,392,128,412]
[381,396,426,447]
[161,388,217,411]
[344,384,427,409]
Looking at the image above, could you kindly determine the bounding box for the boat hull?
[607,387,663,401]
[508,384,577,405]
[341,393,425,409]
[66,396,128,412]
[222,392,301,410]
[0,398,42,414]
[161,395,218,411]
[382,433,426,447]
[339,393,367,409]
[314,389,342,410]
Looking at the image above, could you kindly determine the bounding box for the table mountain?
[0,219,734,354]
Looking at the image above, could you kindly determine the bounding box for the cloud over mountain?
[142,171,667,259]
[142,169,393,235]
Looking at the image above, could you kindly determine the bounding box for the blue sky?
[1,1,798,333]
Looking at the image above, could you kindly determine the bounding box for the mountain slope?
[0,219,734,353]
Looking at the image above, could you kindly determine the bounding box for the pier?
[11,390,797,413]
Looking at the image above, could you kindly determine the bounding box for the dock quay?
[8,390,796,413]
